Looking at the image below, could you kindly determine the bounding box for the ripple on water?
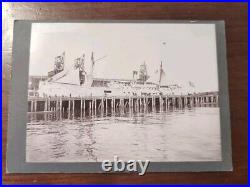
[26,107,222,162]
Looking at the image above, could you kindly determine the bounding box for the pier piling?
[28,92,219,115]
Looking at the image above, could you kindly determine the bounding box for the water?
[26,106,222,162]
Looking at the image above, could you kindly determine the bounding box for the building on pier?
[28,75,48,97]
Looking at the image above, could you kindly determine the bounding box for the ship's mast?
[87,52,107,87]
[74,54,86,85]
[139,61,149,84]
[89,52,107,77]
[158,61,163,87]
[90,52,94,76]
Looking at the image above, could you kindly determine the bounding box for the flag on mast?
[189,81,195,88]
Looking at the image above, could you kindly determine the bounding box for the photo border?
[6,20,232,173]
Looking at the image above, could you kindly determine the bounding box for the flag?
[91,52,94,66]
[189,81,195,88]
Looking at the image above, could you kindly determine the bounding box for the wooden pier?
[27,92,219,114]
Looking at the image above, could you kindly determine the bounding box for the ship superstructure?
[36,51,195,98]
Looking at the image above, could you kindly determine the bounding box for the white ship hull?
[38,81,163,98]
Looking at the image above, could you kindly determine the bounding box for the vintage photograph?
[26,22,221,162]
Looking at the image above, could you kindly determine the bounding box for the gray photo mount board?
[6,20,232,173]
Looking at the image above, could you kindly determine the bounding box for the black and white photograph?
[26,22,221,163]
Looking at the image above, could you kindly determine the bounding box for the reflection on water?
[26,105,222,162]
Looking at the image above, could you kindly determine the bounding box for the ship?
[36,52,195,98]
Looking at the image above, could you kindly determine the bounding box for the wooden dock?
[27,92,219,114]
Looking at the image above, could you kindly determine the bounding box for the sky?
[29,22,219,92]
